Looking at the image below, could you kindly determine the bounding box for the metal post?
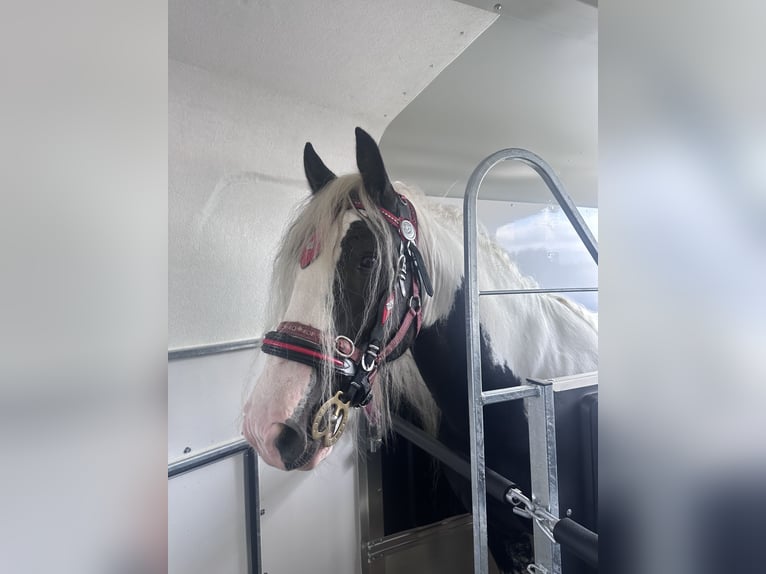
[526,380,562,573]
[244,448,262,574]
[464,148,598,573]
[358,420,385,574]
[464,158,490,574]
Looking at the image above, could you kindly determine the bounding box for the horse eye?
[359,254,377,270]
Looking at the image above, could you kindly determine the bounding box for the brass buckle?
[311,391,350,447]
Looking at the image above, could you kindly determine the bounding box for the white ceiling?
[169,0,596,206]
[382,0,598,206]
[169,0,496,131]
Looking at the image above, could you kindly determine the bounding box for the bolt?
[183,447,191,454]
[494,3,503,12]
[260,508,266,516]
[566,508,573,517]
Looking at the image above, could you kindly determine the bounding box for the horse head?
[243,128,432,470]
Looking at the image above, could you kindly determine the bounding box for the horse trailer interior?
[169,1,598,573]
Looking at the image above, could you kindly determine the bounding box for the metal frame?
[463,148,598,574]
[359,420,386,574]
[168,439,262,574]
[525,379,562,573]
[169,342,263,573]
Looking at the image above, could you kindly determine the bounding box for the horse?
[242,127,598,573]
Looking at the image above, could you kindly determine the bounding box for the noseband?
[260,192,433,446]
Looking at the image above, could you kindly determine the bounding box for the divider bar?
[464,148,598,574]
[481,384,540,406]
[480,287,597,296]
[243,448,261,574]
[168,437,250,478]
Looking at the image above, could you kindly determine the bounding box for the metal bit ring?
[311,391,350,447]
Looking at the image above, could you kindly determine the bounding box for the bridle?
[260,192,433,446]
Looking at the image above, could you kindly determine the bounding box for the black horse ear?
[355,127,396,208]
[304,142,336,194]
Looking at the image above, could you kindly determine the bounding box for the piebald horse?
[243,128,598,572]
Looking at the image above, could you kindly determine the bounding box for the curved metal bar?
[469,149,598,264]
[463,148,598,574]
[168,437,251,478]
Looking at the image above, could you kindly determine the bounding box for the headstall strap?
[261,322,357,378]
[261,191,434,425]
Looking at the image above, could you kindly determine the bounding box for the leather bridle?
[260,192,433,445]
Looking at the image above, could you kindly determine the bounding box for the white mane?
[396,181,598,381]
[265,176,598,439]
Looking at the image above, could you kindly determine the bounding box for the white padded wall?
[169,0,496,349]
[169,60,364,349]
[168,350,360,574]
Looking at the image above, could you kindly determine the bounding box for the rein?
[260,192,433,446]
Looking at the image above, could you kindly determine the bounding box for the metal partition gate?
[463,149,598,574]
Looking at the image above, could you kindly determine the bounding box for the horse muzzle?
[243,358,338,471]
[245,417,334,471]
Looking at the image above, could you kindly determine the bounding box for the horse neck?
[409,279,597,427]
[410,283,524,432]
[402,190,597,395]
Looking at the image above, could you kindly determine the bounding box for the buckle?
[361,344,380,372]
[334,335,355,358]
[343,374,373,408]
[400,219,416,242]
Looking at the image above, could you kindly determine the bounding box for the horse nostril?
[274,422,308,468]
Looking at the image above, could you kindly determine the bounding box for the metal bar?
[526,380,562,573]
[243,448,262,574]
[480,287,598,296]
[467,149,597,265]
[168,338,261,361]
[393,416,474,484]
[481,384,540,406]
[464,153,491,574]
[464,148,598,573]
[168,437,251,478]
[358,420,385,574]
[391,416,516,508]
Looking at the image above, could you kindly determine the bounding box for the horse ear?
[355,127,396,207]
[304,142,336,194]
